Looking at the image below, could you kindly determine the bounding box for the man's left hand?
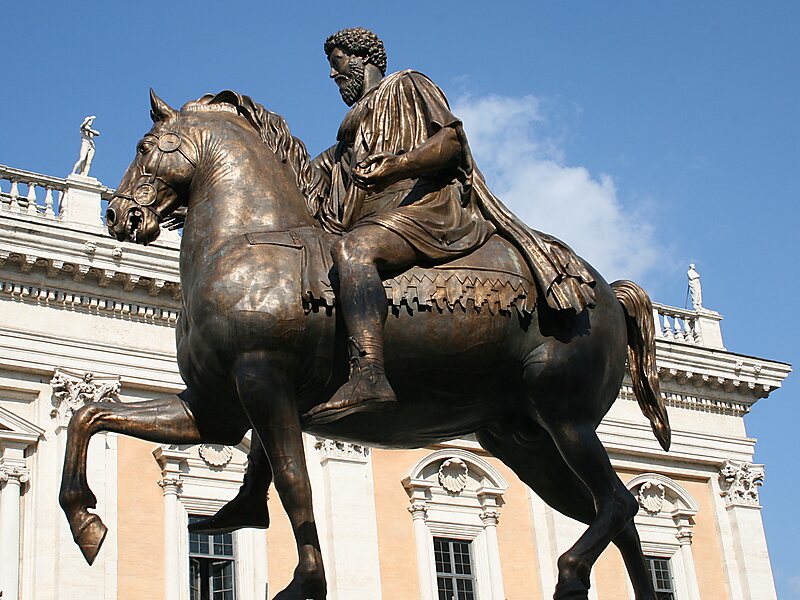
[352,153,406,194]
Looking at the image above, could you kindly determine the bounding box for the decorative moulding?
[637,480,667,514]
[404,448,509,493]
[626,472,699,518]
[314,437,370,463]
[0,277,180,326]
[0,249,181,299]
[438,457,469,494]
[656,367,774,399]
[198,443,234,468]
[50,367,120,427]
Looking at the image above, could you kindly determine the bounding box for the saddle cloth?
[245,227,536,315]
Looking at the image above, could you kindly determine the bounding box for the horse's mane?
[184,90,324,216]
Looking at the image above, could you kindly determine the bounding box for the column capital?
[719,460,764,508]
[675,530,693,545]
[158,476,183,494]
[480,508,500,526]
[314,437,370,464]
[50,368,121,429]
[0,465,30,485]
[407,502,428,521]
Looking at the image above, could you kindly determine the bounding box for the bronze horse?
[61,90,671,600]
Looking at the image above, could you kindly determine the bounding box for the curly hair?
[324,27,387,76]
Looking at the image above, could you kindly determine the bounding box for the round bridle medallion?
[133,183,157,206]
[157,132,182,153]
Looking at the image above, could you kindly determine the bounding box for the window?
[646,556,676,600]
[188,516,236,600]
[434,537,476,600]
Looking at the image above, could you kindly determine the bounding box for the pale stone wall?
[683,478,730,600]
[117,436,166,600]
[491,458,542,599]
[372,448,428,600]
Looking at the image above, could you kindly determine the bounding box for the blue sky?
[2,1,798,595]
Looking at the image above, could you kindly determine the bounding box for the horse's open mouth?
[127,208,143,243]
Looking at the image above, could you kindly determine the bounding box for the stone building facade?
[0,164,791,600]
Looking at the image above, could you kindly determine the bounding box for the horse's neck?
[182,141,316,247]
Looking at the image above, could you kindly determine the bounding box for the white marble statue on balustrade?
[687,263,702,310]
[71,116,100,177]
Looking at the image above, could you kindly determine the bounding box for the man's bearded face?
[334,56,365,106]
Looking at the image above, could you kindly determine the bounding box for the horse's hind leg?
[477,426,655,600]
[536,416,640,599]
[59,392,231,565]
[234,352,326,600]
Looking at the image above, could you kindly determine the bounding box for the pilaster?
[0,442,31,600]
[718,460,777,600]
[314,438,383,600]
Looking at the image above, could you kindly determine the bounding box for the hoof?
[74,513,108,565]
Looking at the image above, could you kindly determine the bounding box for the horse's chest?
[182,244,305,334]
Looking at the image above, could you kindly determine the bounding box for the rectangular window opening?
[434,537,476,600]
[645,556,676,600]
[189,515,237,600]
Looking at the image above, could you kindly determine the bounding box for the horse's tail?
[612,280,671,451]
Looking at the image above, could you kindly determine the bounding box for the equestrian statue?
[60,27,671,600]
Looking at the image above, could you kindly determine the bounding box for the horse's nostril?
[106,208,117,227]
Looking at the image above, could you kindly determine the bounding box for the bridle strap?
[112,127,198,219]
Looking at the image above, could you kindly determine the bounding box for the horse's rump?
[245,227,537,316]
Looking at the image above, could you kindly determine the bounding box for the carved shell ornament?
[637,481,666,514]
[438,457,469,494]
[198,444,233,468]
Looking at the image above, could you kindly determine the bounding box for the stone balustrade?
[0,165,69,217]
[0,165,114,224]
[653,304,700,344]
[652,302,725,349]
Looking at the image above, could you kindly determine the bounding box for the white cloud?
[454,94,660,283]
[790,575,800,596]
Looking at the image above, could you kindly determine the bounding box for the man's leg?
[305,225,417,424]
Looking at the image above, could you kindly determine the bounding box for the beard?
[337,57,365,106]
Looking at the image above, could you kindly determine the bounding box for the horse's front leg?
[234,352,326,600]
[59,392,215,565]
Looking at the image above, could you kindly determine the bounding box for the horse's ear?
[149,88,177,123]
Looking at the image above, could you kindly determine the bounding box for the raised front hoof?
[553,579,590,600]
[188,502,269,535]
[72,513,108,565]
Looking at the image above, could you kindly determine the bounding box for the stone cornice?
[653,338,789,401]
[0,210,181,300]
[0,274,181,326]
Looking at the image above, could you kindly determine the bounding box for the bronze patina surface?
[60,29,671,600]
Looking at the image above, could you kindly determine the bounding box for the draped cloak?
[312,70,596,312]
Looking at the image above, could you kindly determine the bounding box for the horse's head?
[106,90,198,244]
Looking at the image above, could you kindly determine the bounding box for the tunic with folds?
[311,69,596,312]
[313,69,495,262]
